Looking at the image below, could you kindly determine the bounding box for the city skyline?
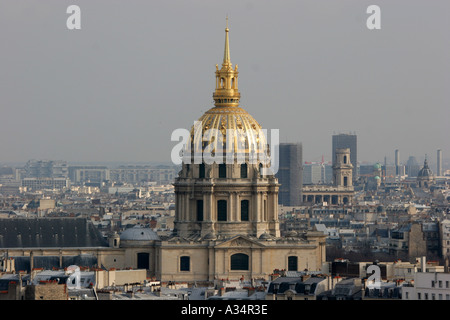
[1,1,449,166]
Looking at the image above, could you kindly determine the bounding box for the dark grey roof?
[120,226,160,241]
[316,278,363,300]
[364,285,401,299]
[11,254,98,272]
[0,218,108,248]
[370,228,389,238]
[0,274,30,290]
[267,276,325,295]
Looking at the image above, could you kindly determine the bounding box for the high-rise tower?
[437,149,443,176]
[276,143,303,206]
[395,149,400,175]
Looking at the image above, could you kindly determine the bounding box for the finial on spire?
[223,16,231,64]
[213,17,240,107]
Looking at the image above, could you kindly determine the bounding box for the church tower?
[333,148,353,188]
[173,20,280,240]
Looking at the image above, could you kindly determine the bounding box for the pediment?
[214,235,266,248]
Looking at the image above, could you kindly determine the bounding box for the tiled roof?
[0,217,108,248]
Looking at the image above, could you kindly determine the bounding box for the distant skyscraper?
[276,143,303,206]
[303,163,332,185]
[395,149,400,175]
[332,133,357,180]
[437,149,443,176]
[303,163,323,185]
[406,156,420,177]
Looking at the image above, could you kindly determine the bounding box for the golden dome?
[186,21,269,160]
[189,105,268,157]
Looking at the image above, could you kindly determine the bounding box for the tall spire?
[223,16,231,65]
[213,17,240,107]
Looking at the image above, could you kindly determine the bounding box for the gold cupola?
[213,17,240,107]
[186,19,269,160]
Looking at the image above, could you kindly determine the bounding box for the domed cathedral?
[156,21,326,283]
[174,20,278,240]
[417,156,434,188]
[0,22,327,285]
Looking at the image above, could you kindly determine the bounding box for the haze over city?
[0,0,448,166]
[1,1,450,306]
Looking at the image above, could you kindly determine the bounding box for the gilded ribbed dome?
[188,106,268,157]
[186,22,269,159]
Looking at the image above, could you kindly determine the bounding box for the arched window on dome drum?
[344,155,347,164]
[217,200,227,221]
[241,200,249,221]
[288,256,298,271]
[199,163,205,178]
[240,163,247,178]
[231,253,249,270]
[219,164,227,178]
[197,200,204,222]
[180,256,190,272]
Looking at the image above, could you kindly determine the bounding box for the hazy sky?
[0,0,449,167]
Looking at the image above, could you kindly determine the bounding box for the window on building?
[446,281,449,288]
[219,164,227,178]
[241,200,249,221]
[137,252,150,270]
[418,292,421,300]
[230,253,249,270]
[199,163,205,178]
[288,256,298,271]
[197,200,204,222]
[180,256,190,271]
[240,163,248,178]
[218,200,227,221]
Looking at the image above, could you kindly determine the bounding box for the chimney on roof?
[420,256,426,272]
